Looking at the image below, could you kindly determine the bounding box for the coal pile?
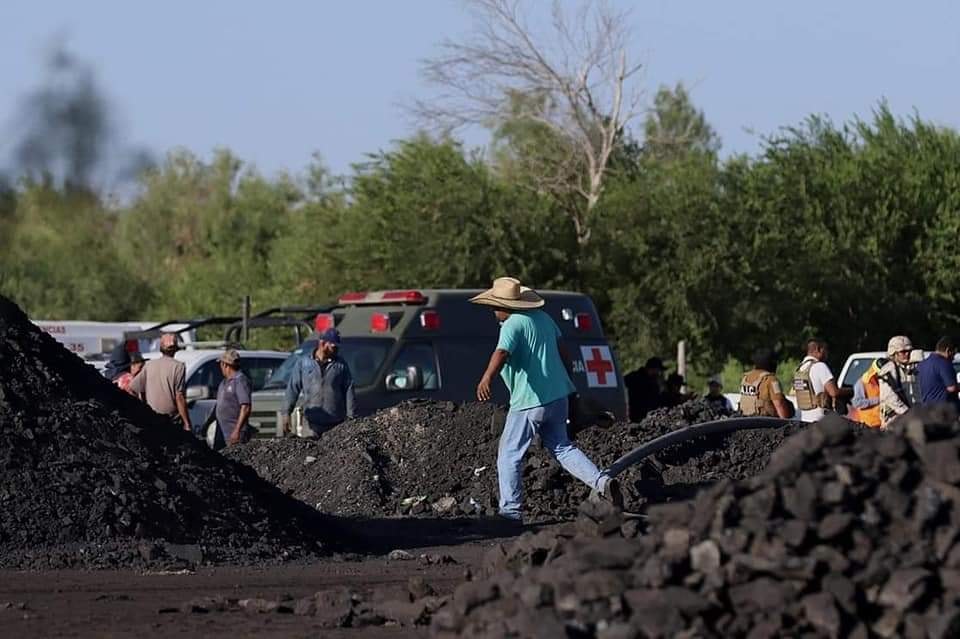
[431,407,960,638]
[0,295,327,569]
[228,398,797,521]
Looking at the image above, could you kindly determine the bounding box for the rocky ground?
[0,295,328,569]
[8,289,960,637]
[226,399,804,522]
[428,407,960,638]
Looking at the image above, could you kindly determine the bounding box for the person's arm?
[938,361,959,394]
[477,350,509,401]
[772,396,795,419]
[767,379,795,419]
[127,368,145,397]
[824,377,852,399]
[850,379,879,409]
[230,376,252,445]
[282,361,303,417]
[879,372,911,416]
[174,364,191,432]
[279,363,303,436]
[231,404,251,445]
[175,393,192,432]
[343,366,356,419]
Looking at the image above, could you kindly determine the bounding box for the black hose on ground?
[605,416,794,478]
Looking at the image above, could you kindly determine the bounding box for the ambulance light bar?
[338,290,427,305]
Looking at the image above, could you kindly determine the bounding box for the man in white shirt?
[793,339,851,422]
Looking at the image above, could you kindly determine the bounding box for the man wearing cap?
[623,356,666,421]
[127,333,193,433]
[705,379,734,412]
[214,349,252,448]
[877,335,921,428]
[280,328,356,438]
[472,277,622,522]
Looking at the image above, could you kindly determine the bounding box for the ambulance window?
[389,344,439,391]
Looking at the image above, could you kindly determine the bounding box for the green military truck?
[248,288,626,436]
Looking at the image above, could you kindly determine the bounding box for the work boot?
[601,478,624,510]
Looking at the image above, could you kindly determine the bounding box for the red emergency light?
[574,313,593,332]
[339,292,367,303]
[124,339,139,352]
[314,313,335,332]
[420,310,440,330]
[370,313,391,333]
[382,290,426,303]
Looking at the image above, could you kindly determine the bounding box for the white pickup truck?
[32,320,199,372]
[837,351,960,388]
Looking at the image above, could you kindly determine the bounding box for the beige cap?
[219,349,241,366]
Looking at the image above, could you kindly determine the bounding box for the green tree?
[643,83,720,160]
[0,183,146,319]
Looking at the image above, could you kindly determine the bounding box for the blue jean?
[497,397,608,520]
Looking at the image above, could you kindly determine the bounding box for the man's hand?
[477,376,493,402]
[183,423,193,433]
[280,415,291,437]
[477,349,509,402]
[228,429,242,446]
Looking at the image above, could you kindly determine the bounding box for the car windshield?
[841,358,875,387]
[262,337,393,389]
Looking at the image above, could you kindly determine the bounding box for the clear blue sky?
[2,0,958,179]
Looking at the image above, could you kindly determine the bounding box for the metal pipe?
[605,416,793,478]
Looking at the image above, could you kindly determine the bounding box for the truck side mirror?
[385,367,423,391]
[405,365,423,391]
[185,385,209,401]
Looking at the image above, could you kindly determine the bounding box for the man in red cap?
[128,333,192,433]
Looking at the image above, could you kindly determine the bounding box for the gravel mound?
[432,407,960,638]
[0,295,327,569]
[228,398,799,521]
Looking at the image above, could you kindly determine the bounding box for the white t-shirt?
[798,357,835,422]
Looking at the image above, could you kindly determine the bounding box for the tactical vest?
[739,370,777,416]
[793,359,831,411]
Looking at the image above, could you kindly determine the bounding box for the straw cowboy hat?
[469,277,544,310]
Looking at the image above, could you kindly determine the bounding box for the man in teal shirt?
[472,277,622,522]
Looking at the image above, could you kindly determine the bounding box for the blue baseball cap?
[319,328,341,345]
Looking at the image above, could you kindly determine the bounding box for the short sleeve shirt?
[215,372,252,438]
[128,356,186,417]
[799,357,834,422]
[496,310,575,411]
[918,355,957,404]
[763,376,785,401]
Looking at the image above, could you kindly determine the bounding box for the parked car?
[250,288,627,436]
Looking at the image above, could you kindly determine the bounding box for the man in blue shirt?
[472,277,622,522]
[281,329,356,438]
[917,337,959,409]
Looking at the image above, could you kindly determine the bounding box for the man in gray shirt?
[128,333,193,433]
[281,329,356,438]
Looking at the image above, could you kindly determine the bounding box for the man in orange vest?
[849,358,887,428]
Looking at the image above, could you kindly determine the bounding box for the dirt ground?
[0,518,526,639]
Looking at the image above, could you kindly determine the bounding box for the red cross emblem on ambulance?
[580,345,617,388]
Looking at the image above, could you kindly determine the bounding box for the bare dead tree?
[414,0,644,246]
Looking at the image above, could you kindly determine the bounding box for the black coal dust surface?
[0,295,328,569]
[432,407,960,638]
[228,398,801,521]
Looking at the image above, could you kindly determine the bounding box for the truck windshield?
[262,337,393,389]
